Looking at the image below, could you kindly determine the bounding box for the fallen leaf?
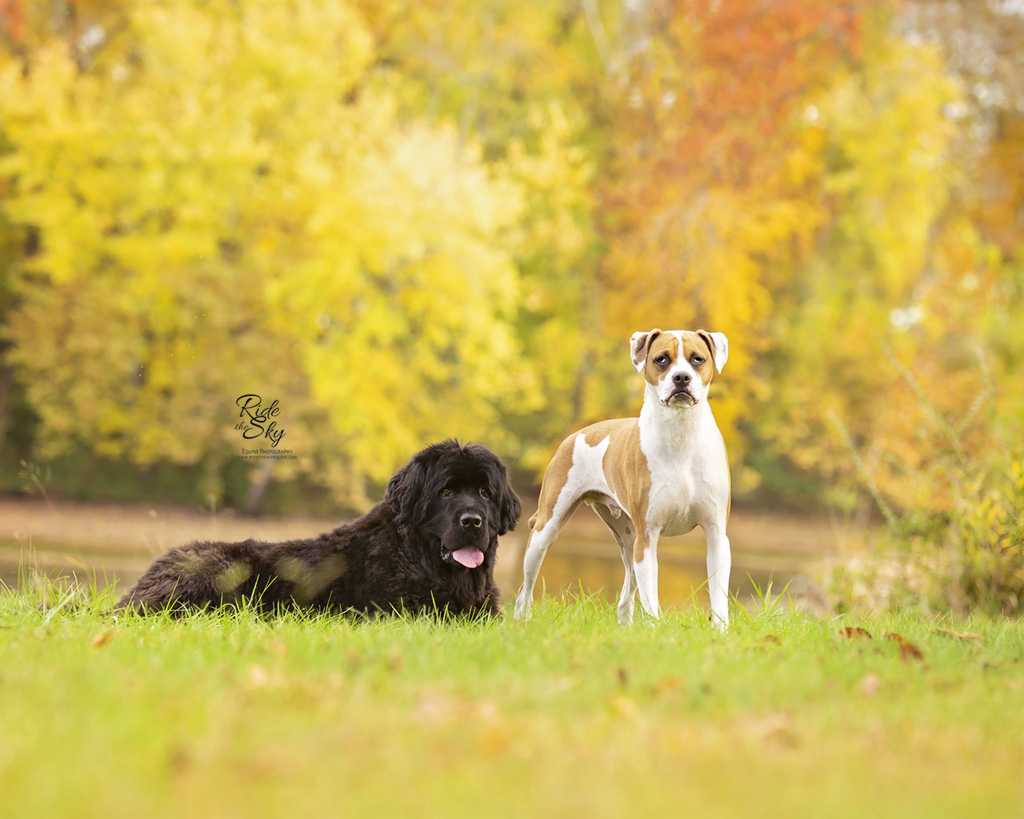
[167,746,191,774]
[839,626,873,640]
[609,695,640,719]
[861,672,883,697]
[91,630,116,649]
[477,723,513,755]
[900,642,925,662]
[652,675,682,696]
[739,712,800,749]
[935,628,982,642]
[247,664,273,688]
[884,632,925,662]
[414,692,458,725]
[269,639,289,657]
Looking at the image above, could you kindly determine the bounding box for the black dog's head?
[385,440,522,570]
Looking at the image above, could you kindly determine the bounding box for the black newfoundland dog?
[116,440,521,618]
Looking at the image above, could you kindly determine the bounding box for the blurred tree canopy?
[0,0,1021,514]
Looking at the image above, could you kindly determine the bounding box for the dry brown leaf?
[884,632,925,662]
[935,628,982,642]
[861,672,883,697]
[91,629,116,649]
[609,695,640,719]
[652,675,683,696]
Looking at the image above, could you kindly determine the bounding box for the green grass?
[1,587,1023,819]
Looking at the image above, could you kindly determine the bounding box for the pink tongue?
[452,547,484,568]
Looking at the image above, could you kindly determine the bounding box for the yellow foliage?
[0,0,541,499]
[759,11,1008,516]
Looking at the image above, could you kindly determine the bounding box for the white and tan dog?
[513,329,732,628]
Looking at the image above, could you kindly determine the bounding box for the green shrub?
[831,449,1024,616]
[954,456,1024,615]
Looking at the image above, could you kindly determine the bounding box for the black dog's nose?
[460,513,483,529]
[672,371,692,386]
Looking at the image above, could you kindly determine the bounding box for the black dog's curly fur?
[117,440,521,617]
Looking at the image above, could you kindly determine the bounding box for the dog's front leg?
[705,522,731,630]
[632,528,662,619]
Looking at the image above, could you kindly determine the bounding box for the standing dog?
[513,329,732,628]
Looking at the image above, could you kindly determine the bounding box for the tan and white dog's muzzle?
[660,365,701,407]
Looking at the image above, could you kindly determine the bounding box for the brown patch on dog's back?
[531,419,655,563]
[530,435,576,533]
[585,420,653,562]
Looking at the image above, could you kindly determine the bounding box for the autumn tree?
[762,2,1024,520]
[355,0,611,468]
[596,0,871,486]
[0,0,539,503]
[594,0,1023,519]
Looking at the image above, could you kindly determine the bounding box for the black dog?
[116,440,521,617]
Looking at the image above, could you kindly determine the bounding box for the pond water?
[492,511,831,614]
[501,544,787,611]
[1,504,836,614]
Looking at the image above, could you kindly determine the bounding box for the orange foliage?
[598,0,874,466]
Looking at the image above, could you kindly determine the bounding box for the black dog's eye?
[653,354,670,367]
[691,355,705,366]
[441,488,452,497]
[479,487,490,500]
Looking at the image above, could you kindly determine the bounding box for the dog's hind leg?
[515,432,612,621]
[591,502,638,625]
[513,513,568,620]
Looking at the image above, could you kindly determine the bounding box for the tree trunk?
[243,458,275,517]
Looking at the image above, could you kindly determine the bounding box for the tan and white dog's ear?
[698,330,729,373]
[630,329,662,373]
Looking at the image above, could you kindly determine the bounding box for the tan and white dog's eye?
[691,355,705,366]
[479,488,491,499]
[653,354,670,367]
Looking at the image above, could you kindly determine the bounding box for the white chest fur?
[638,392,729,537]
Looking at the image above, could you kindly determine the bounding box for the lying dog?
[117,440,521,617]
[514,329,732,628]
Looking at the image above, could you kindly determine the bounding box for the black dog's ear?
[498,484,523,537]
[492,461,522,536]
[385,455,429,530]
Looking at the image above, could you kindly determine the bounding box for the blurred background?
[0,0,1021,614]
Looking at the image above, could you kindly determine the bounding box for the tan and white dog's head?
[630,329,728,408]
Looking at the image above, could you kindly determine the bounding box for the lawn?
[1,588,1022,819]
